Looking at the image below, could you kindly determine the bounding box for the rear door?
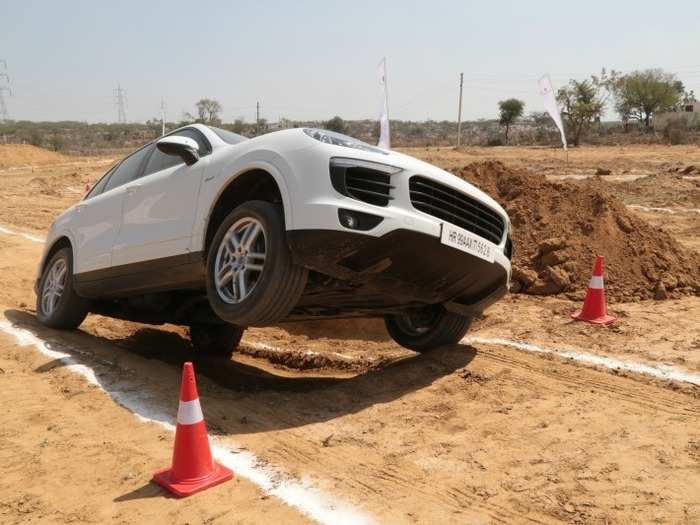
[71,146,151,276]
[110,128,211,268]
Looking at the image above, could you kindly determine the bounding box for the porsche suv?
[35,125,512,354]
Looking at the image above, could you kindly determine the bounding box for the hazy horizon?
[2,0,699,124]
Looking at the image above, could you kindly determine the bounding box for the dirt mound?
[452,161,700,302]
[0,144,69,169]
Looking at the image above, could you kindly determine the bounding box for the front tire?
[36,247,89,329]
[189,323,244,358]
[205,200,308,326]
[385,306,471,352]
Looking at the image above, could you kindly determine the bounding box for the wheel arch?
[40,235,74,275]
[203,165,290,257]
[35,234,74,295]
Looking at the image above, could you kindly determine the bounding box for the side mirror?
[156,136,200,166]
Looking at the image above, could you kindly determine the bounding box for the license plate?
[440,223,495,263]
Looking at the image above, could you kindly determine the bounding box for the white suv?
[35,125,512,354]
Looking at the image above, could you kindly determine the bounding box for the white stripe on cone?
[588,275,604,289]
[177,399,204,425]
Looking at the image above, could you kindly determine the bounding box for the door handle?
[126,184,141,195]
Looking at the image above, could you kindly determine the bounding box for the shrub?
[486,135,504,147]
[664,120,687,145]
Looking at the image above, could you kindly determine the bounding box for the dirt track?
[2,145,700,524]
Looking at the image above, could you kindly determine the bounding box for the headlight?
[304,128,388,155]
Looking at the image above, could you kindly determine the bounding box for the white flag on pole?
[377,57,390,150]
[538,74,567,150]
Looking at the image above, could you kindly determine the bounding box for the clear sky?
[1,0,699,124]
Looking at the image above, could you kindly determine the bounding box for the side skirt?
[73,252,206,298]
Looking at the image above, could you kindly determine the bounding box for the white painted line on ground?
[21,233,46,243]
[627,204,700,215]
[0,318,374,525]
[0,225,46,243]
[464,336,700,387]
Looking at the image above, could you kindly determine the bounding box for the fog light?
[337,209,384,231]
[340,210,357,229]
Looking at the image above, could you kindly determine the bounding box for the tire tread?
[385,309,471,352]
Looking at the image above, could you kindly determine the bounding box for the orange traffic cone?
[571,255,616,325]
[153,362,233,497]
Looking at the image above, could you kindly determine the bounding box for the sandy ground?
[1,144,700,524]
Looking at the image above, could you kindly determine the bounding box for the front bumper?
[288,228,509,318]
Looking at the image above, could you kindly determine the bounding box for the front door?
[111,127,211,268]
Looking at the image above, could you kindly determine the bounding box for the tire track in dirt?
[470,343,700,417]
[466,336,700,387]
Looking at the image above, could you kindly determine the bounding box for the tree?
[195,98,223,125]
[529,111,555,128]
[231,118,245,134]
[611,69,682,127]
[556,79,605,146]
[681,89,698,105]
[498,99,524,142]
[324,116,346,133]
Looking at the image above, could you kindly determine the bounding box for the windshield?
[209,126,248,145]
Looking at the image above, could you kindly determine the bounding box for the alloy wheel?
[214,217,267,304]
[41,258,67,316]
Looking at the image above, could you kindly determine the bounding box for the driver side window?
[142,142,183,176]
[141,128,211,178]
[103,145,152,193]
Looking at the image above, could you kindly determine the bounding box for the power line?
[113,83,127,123]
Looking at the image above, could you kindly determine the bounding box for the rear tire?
[36,247,89,329]
[205,200,308,326]
[189,323,244,358]
[385,306,471,352]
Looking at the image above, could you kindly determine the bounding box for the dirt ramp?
[453,161,700,302]
[0,144,70,169]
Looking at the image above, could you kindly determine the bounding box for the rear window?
[210,126,248,145]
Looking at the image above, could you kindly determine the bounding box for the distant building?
[653,101,700,129]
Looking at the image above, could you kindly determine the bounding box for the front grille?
[409,176,505,245]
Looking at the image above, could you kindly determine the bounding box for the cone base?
[153,462,233,497]
[571,311,616,325]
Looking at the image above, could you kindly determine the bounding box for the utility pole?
[256,101,260,135]
[160,98,166,136]
[114,83,127,123]
[456,72,464,148]
[0,60,11,122]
